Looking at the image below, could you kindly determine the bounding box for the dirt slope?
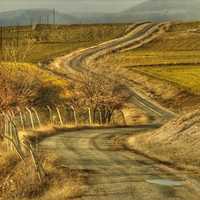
[128,109,200,169]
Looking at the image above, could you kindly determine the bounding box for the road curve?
[40,127,199,200]
[54,22,175,122]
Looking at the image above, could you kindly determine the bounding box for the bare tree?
[0,67,40,110]
[67,69,130,124]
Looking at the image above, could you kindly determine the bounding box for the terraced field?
[94,22,200,112]
[131,66,200,95]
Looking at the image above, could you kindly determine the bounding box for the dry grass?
[97,51,200,67]
[127,109,200,171]
[0,62,69,109]
[0,142,87,200]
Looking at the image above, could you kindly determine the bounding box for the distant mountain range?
[0,9,78,26]
[1,0,200,26]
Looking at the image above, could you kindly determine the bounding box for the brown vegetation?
[0,63,67,110]
[67,69,130,124]
[0,148,86,200]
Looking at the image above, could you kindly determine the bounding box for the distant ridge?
[121,0,200,21]
[0,9,78,26]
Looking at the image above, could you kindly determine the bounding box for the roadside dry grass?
[0,141,87,200]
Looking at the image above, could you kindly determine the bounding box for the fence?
[1,104,120,134]
[1,104,108,182]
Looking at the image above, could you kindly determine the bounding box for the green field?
[131,66,200,95]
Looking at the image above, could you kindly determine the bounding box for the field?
[0,24,129,63]
[131,66,200,95]
[95,22,200,111]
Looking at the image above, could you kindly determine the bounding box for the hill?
[122,0,200,21]
[0,9,78,26]
[128,109,200,170]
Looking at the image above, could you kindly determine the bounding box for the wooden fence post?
[71,106,78,126]
[17,107,25,130]
[25,142,46,183]
[26,107,35,129]
[47,106,53,124]
[32,107,41,127]
[88,107,92,125]
[98,108,103,125]
[56,106,63,126]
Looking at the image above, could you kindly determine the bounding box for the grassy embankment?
[96,22,200,112]
[127,110,200,172]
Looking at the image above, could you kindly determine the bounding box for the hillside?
[121,0,200,21]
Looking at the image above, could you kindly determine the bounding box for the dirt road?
[55,22,175,122]
[40,127,199,200]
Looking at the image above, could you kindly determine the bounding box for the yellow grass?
[0,141,86,200]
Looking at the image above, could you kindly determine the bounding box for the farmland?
[0,24,129,63]
[95,22,200,112]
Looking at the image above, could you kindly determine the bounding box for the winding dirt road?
[51,22,174,122]
[40,127,200,200]
[40,23,200,199]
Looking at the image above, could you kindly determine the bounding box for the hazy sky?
[1,0,146,13]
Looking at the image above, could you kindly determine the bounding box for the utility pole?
[53,8,56,25]
[39,16,42,25]
[16,24,19,47]
[0,25,3,52]
[47,15,49,25]
[0,25,3,60]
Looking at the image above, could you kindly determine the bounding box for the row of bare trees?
[67,70,129,124]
